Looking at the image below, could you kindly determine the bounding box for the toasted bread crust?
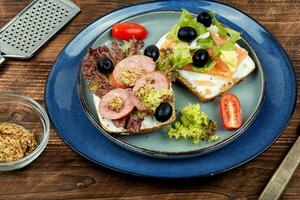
[176,67,255,102]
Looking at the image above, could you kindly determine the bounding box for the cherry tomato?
[109,73,127,89]
[112,23,148,41]
[220,93,242,130]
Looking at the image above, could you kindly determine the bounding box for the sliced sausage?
[109,73,127,89]
[99,88,134,120]
[132,71,170,110]
[133,71,170,94]
[112,55,156,87]
[130,92,143,111]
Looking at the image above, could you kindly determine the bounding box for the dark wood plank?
[0,0,299,199]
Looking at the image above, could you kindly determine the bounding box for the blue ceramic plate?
[45,0,297,177]
[78,11,265,158]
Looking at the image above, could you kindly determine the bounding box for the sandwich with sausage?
[82,40,176,134]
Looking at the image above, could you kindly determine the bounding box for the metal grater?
[0,0,80,65]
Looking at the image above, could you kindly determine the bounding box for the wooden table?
[0,0,299,199]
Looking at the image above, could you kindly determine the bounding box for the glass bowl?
[0,94,50,171]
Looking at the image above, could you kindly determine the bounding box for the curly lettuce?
[83,40,144,97]
[156,42,192,81]
[168,104,218,144]
[135,85,173,113]
[157,9,207,77]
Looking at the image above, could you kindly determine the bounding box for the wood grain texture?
[0,0,299,199]
[259,137,300,200]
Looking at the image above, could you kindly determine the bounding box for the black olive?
[197,12,212,27]
[177,26,197,42]
[193,49,209,67]
[97,57,114,73]
[144,45,159,61]
[154,102,173,122]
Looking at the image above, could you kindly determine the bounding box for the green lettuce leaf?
[209,12,241,43]
[212,40,235,56]
[191,59,216,73]
[224,27,241,42]
[196,37,214,49]
[171,42,193,69]
[209,12,242,56]
[209,12,227,36]
[167,9,207,40]
[156,41,192,80]
[158,9,211,74]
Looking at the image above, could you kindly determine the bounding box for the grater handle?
[0,54,5,66]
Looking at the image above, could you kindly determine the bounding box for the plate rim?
[45,0,297,178]
[77,12,266,158]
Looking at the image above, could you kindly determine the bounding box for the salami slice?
[112,55,155,87]
[99,88,134,120]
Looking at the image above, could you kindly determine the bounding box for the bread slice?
[176,55,255,102]
[93,93,176,135]
[156,34,256,102]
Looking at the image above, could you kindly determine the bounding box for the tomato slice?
[112,23,148,41]
[220,93,242,130]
